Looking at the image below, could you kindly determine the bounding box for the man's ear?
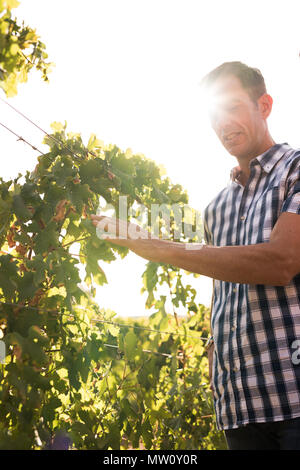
[257,93,273,120]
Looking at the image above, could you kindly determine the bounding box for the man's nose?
[212,110,233,134]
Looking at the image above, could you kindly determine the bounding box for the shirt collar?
[230,142,291,183]
[254,142,291,173]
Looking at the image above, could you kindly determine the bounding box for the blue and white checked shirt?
[203,143,300,430]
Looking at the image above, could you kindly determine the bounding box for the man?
[91,61,300,450]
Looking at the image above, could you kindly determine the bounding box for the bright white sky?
[1,0,300,317]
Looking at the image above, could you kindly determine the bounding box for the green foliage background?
[0,0,227,450]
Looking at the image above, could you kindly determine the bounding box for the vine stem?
[166,268,179,327]
[61,235,90,248]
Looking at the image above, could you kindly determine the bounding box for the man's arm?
[91,211,300,286]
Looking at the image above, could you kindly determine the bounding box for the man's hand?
[91,214,155,247]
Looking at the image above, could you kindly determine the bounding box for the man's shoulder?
[276,145,300,182]
[284,146,300,166]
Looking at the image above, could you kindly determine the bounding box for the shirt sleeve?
[281,165,300,215]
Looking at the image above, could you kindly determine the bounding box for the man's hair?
[201,61,267,103]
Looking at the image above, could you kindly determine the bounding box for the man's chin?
[223,133,245,156]
[226,145,244,157]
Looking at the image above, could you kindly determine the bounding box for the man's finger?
[91,214,112,228]
[91,214,106,222]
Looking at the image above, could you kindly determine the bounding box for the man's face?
[208,74,267,160]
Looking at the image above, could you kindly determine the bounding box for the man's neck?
[236,136,276,186]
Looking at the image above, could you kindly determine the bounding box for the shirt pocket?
[250,186,280,243]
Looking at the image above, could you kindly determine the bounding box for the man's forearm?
[127,238,290,286]
[91,213,294,286]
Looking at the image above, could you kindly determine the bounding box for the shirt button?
[231,324,236,331]
[233,366,239,372]
[240,215,245,220]
[232,287,237,293]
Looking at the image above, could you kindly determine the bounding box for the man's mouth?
[223,132,242,144]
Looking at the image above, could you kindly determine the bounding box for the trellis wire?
[0,95,95,162]
[0,300,194,361]
[0,300,208,342]
[0,120,45,155]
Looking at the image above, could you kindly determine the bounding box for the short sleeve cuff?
[281,192,300,214]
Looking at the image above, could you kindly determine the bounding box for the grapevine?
[0,0,227,450]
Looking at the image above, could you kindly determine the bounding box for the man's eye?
[229,105,239,112]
